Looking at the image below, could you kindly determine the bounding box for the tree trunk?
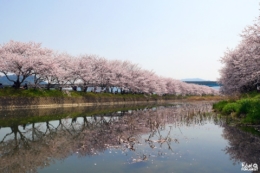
[14,80,21,89]
[47,83,51,90]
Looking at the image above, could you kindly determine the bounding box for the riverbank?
[0,96,174,110]
[0,104,160,127]
[0,88,222,110]
[213,91,260,124]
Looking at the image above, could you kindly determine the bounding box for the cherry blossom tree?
[77,55,98,91]
[37,53,61,89]
[94,57,111,91]
[0,40,52,89]
[54,53,76,86]
[107,60,130,93]
[0,40,218,95]
[123,62,144,93]
[219,16,260,94]
[36,53,74,90]
[141,70,158,94]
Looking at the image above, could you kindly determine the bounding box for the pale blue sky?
[1,0,259,80]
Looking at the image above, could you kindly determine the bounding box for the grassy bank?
[213,91,260,124]
[0,88,155,99]
[186,95,224,101]
[0,88,141,98]
[0,87,220,100]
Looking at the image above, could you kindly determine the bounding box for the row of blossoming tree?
[0,40,218,96]
[219,16,260,94]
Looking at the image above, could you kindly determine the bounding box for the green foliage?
[0,88,187,101]
[213,100,228,112]
[240,91,259,98]
[0,88,147,98]
[0,88,66,97]
[237,99,253,114]
[0,87,218,101]
[240,99,260,124]
[214,95,260,124]
[222,102,241,115]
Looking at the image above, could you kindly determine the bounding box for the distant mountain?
[0,75,46,85]
[181,78,207,81]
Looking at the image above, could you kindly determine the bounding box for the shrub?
[213,100,228,112]
[237,99,253,115]
[222,102,241,115]
[213,93,260,124]
[241,99,260,124]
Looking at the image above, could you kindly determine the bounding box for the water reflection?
[222,125,260,167]
[0,102,259,173]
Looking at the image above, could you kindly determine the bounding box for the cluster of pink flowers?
[0,40,218,95]
[219,16,260,94]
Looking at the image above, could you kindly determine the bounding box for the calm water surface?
[0,102,259,173]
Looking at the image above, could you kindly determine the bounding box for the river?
[0,102,259,173]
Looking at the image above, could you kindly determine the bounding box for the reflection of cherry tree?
[0,103,215,173]
[222,125,260,166]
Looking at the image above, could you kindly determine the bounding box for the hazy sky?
[1,1,259,80]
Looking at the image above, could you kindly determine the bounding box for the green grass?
[0,87,222,100]
[0,87,155,99]
[222,102,241,115]
[0,88,66,97]
[213,92,260,124]
[240,90,260,98]
[0,87,210,101]
[212,100,229,112]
